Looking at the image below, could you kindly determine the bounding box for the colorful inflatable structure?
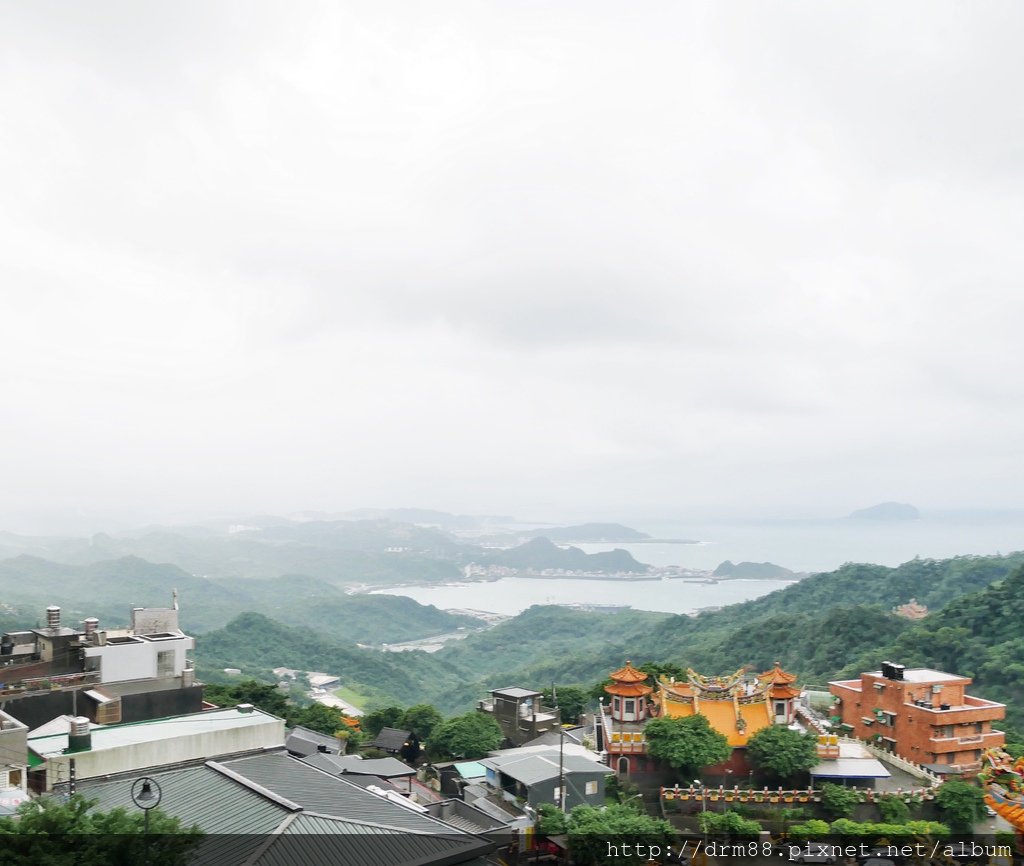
[979,746,1024,846]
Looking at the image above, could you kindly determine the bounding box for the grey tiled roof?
[372,726,412,751]
[285,725,345,757]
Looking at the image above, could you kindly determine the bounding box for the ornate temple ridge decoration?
[685,667,748,697]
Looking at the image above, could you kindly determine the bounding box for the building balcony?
[903,700,1005,725]
[928,731,1003,751]
[0,670,100,696]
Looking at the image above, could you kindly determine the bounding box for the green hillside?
[839,563,1024,731]
[481,537,650,573]
[194,612,479,713]
[432,551,1024,710]
[0,556,480,645]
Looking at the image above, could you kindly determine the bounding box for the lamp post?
[694,779,707,865]
[131,777,162,866]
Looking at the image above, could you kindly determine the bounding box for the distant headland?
[848,502,921,521]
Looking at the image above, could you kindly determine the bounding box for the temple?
[599,661,802,775]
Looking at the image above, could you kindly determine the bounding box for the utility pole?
[558,726,566,812]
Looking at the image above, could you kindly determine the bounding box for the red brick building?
[830,663,1005,774]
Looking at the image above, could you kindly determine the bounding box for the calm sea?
[601,513,1024,574]
[371,575,794,617]
[372,512,1024,616]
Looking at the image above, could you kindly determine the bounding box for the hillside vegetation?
[434,552,1024,711]
[0,556,478,645]
[480,537,650,573]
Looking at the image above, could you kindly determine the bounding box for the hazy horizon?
[4,3,1023,523]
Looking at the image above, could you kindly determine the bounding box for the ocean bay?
[370,575,794,616]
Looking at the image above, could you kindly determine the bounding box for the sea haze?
[371,576,794,617]
[598,513,1024,574]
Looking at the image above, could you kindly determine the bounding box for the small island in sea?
[848,501,921,521]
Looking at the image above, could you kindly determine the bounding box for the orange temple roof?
[658,679,693,698]
[609,661,649,684]
[768,684,802,699]
[605,681,653,697]
[760,662,798,685]
[660,691,772,747]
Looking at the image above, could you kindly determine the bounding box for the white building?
[28,705,285,793]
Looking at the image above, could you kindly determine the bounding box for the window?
[624,699,635,714]
[613,697,621,713]
[975,722,984,734]
[585,780,598,795]
[157,650,175,677]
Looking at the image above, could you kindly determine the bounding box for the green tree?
[0,794,203,865]
[644,715,731,777]
[935,779,986,832]
[536,802,568,835]
[203,680,289,717]
[401,704,444,741]
[361,706,405,738]
[426,712,502,759]
[566,803,676,865]
[541,686,588,723]
[820,783,861,819]
[788,819,830,841]
[877,793,911,824]
[745,726,819,784]
[699,809,761,840]
[291,702,360,738]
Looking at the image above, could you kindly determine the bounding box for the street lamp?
[694,779,707,863]
[131,777,162,866]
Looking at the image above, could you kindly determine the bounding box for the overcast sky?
[2,2,1023,526]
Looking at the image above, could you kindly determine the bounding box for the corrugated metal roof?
[80,763,290,835]
[257,814,492,866]
[285,726,344,757]
[75,751,495,866]
[328,755,416,777]
[222,752,471,834]
[454,761,487,779]
[482,753,608,786]
[29,707,282,757]
[77,763,290,866]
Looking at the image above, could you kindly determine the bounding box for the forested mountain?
[712,560,795,579]
[0,517,664,583]
[480,537,650,572]
[195,613,480,713]
[2,530,1022,728]
[433,552,1024,712]
[838,564,1024,731]
[523,523,651,543]
[245,519,470,555]
[0,557,477,644]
